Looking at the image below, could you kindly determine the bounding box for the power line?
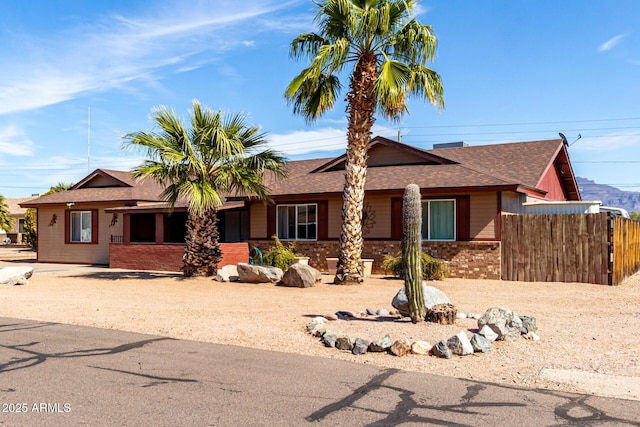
[401,117,640,129]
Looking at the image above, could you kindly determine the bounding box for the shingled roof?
[20,169,168,208]
[263,136,579,199]
[21,136,580,209]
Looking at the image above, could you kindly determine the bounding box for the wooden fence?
[611,216,640,285]
[501,213,640,285]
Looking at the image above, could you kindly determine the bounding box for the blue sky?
[0,0,638,198]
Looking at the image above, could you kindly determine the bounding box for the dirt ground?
[1,249,639,401]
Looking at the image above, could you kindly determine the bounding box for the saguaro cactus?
[402,183,425,323]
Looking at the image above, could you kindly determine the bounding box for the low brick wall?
[249,240,500,279]
[109,242,250,272]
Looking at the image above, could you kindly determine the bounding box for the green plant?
[402,184,424,323]
[263,235,301,271]
[383,252,449,281]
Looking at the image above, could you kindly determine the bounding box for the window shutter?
[91,209,99,244]
[455,195,471,241]
[391,197,403,240]
[64,210,70,244]
[317,200,328,240]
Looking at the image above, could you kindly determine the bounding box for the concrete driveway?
[0,246,111,274]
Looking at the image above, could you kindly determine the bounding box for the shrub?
[382,252,449,281]
[263,235,299,271]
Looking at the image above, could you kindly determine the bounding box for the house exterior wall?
[367,145,432,166]
[255,191,502,242]
[109,242,250,271]
[469,193,497,239]
[249,239,500,279]
[537,161,567,200]
[502,191,527,214]
[249,203,268,238]
[36,204,123,265]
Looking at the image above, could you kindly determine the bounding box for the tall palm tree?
[0,195,13,233]
[124,100,288,277]
[285,0,444,284]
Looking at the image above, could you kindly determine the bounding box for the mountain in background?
[576,177,640,213]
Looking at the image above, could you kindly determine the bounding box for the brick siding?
[249,240,500,279]
[109,242,250,272]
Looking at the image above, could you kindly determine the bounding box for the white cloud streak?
[598,33,627,52]
[0,1,292,115]
[0,126,34,156]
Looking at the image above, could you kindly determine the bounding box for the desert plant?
[383,252,449,281]
[402,184,424,323]
[285,0,444,285]
[263,235,300,271]
[124,100,287,277]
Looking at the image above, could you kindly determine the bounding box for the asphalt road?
[1,318,639,426]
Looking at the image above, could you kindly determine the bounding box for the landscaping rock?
[470,333,493,353]
[391,282,452,317]
[236,263,283,283]
[323,313,338,321]
[336,336,353,351]
[520,315,538,333]
[0,266,33,286]
[477,307,523,341]
[446,331,474,356]
[523,331,540,341]
[336,311,356,319]
[279,263,321,288]
[366,308,377,316]
[431,340,452,359]
[478,324,499,342]
[376,308,390,316]
[322,331,337,348]
[389,340,411,357]
[214,265,238,282]
[411,340,431,355]
[456,312,467,319]
[352,338,369,355]
[368,335,393,352]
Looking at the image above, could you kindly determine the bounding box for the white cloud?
[0,126,34,156]
[0,1,292,115]
[570,130,640,152]
[268,124,399,157]
[598,33,627,52]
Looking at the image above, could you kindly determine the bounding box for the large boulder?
[477,307,523,341]
[214,265,239,282]
[391,282,452,317]
[0,266,34,286]
[279,263,322,288]
[236,263,283,283]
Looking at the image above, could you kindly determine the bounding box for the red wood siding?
[537,161,568,200]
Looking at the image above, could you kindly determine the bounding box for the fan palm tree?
[0,195,13,233]
[285,0,444,284]
[124,100,287,277]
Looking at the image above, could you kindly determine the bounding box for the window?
[18,219,24,234]
[421,200,455,241]
[276,204,317,240]
[70,211,93,242]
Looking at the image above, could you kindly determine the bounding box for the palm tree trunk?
[334,55,378,285]
[182,208,222,277]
